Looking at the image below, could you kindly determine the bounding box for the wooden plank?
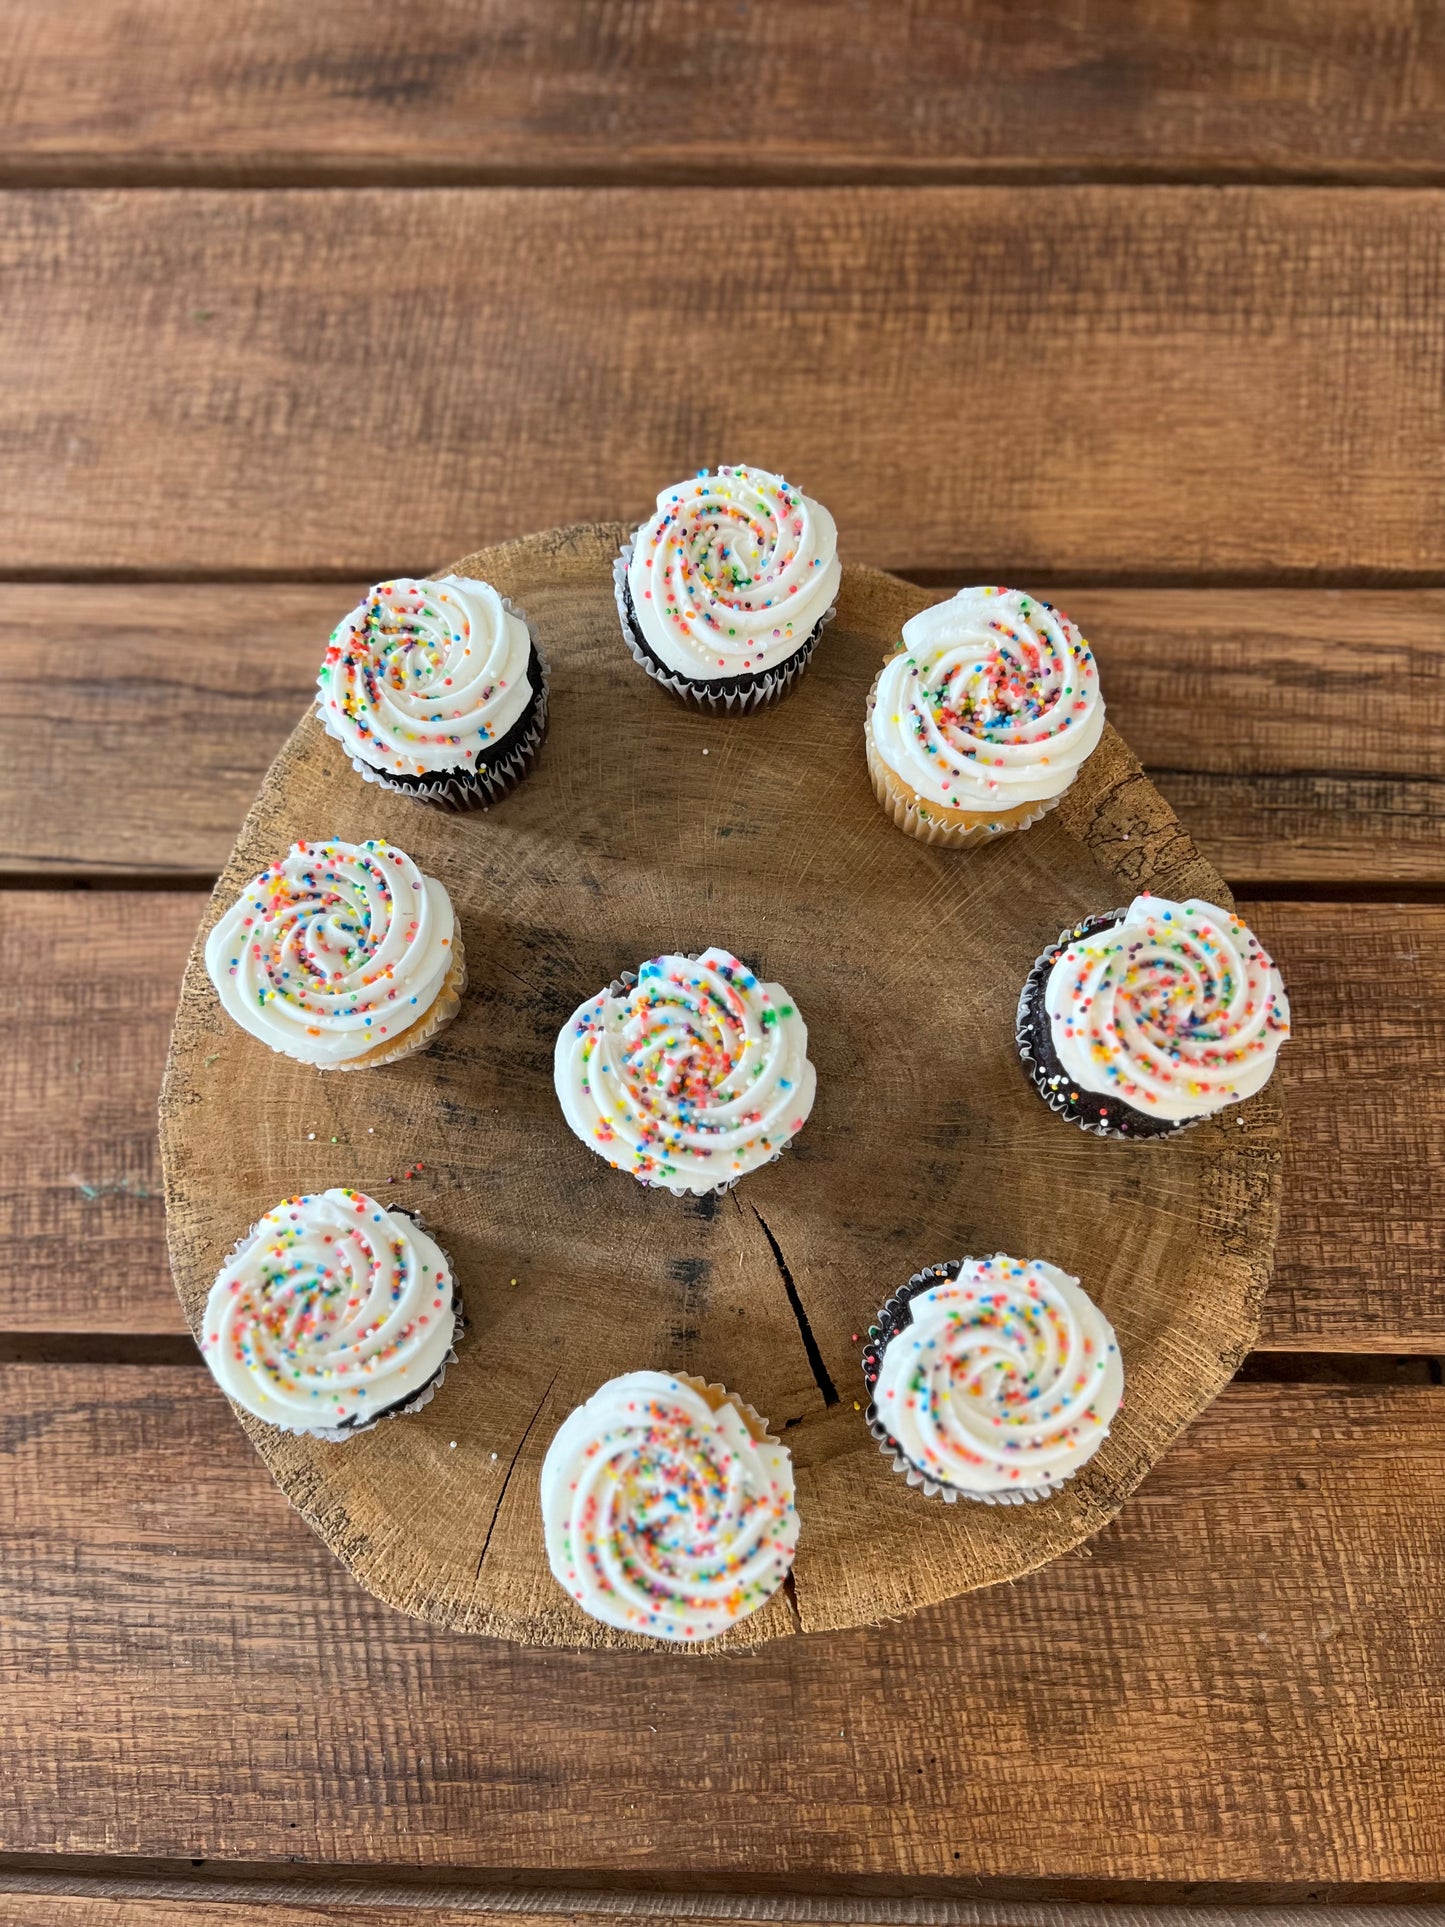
[3,1,1444,185]
[1,1367,1441,1880]
[2,189,1443,578]
[3,584,1441,884]
[2,893,1441,1349]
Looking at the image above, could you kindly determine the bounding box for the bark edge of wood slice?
[159,523,1283,1651]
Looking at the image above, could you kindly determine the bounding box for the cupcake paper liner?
[320,600,549,812]
[675,1373,783,1448]
[863,676,1060,849]
[861,1262,1064,1506]
[334,939,469,1072]
[214,1207,466,1444]
[613,542,835,712]
[1015,912,1196,1141]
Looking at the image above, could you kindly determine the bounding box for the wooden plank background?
[1,0,1442,1907]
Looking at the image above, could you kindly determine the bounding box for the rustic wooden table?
[2,3,1443,1920]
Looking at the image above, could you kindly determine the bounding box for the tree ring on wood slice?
[159,522,1283,1651]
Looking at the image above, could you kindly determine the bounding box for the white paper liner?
[613,541,835,712]
[208,1207,464,1443]
[318,597,549,811]
[863,680,1062,848]
[675,1374,787,1451]
[1015,914,1200,1142]
[575,961,802,1198]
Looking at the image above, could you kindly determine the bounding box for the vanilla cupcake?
[540,1370,798,1641]
[199,1189,463,1439]
[616,464,840,709]
[861,1256,1123,1504]
[554,947,817,1195]
[1016,895,1291,1138]
[865,586,1104,847]
[317,574,547,808]
[205,837,464,1070]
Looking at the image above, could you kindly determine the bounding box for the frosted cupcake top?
[318,575,536,777]
[205,837,457,1067]
[870,587,1104,811]
[540,1371,799,1642]
[626,465,840,681]
[1045,895,1290,1123]
[554,946,817,1195]
[200,1190,458,1435]
[872,1257,1123,1496]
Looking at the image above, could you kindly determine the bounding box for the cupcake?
[553,946,817,1195]
[861,1256,1123,1504]
[540,1370,799,1641]
[317,574,547,808]
[199,1189,463,1439]
[615,464,840,709]
[205,837,465,1070]
[1016,894,1291,1138]
[864,586,1104,848]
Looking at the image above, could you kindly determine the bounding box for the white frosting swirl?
[200,1190,459,1435]
[554,947,817,1195]
[318,575,535,776]
[870,587,1104,811]
[626,465,840,680]
[540,1371,798,1641]
[873,1258,1123,1497]
[205,838,458,1067]
[1045,895,1290,1122]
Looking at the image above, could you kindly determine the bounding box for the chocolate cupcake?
[198,1189,463,1440]
[615,464,839,709]
[553,946,818,1195]
[204,837,465,1070]
[540,1369,798,1641]
[865,586,1104,848]
[1017,895,1291,1138]
[861,1256,1123,1504]
[317,574,547,808]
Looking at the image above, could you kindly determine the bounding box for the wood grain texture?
[4,189,1444,578]
[3,1,1443,184]
[2,1363,1442,1880]
[158,528,1281,1644]
[2,891,1436,1348]
[4,584,1442,885]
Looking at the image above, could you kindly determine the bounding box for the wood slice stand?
[160,523,1282,1650]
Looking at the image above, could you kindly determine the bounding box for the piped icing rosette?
[317,574,546,806]
[865,587,1104,847]
[617,464,840,706]
[540,1370,799,1641]
[204,837,464,1069]
[1017,895,1291,1136]
[553,946,817,1195]
[862,1257,1123,1504]
[200,1190,462,1438]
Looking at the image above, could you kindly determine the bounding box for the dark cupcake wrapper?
[1015,911,1196,1142]
[860,1261,1064,1506]
[321,600,549,812]
[210,1204,466,1443]
[613,542,834,712]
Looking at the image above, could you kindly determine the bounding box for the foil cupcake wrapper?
[1015,913,1201,1141]
[613,542,834,713]
[597,961,791,1198]
[333,940,468,1071]
[211,1208,466,1443]
[863,681,1060,848]
[861,1262,1066,1506]
[320,598,549,811]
